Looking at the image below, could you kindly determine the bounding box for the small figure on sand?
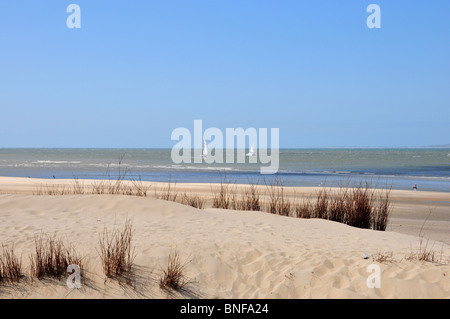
[413,184,417,191]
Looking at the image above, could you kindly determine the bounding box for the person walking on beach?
[413,184,417,191]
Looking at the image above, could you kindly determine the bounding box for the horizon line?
[1,146,449,150]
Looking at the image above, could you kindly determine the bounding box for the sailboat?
[246,145,256,157]
[201,138,208,158]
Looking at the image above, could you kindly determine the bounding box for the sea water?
[0,148,449,192]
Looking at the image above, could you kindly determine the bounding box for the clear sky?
[0,0,449,148]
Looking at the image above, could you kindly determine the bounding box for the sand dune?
[0,190,448,299]
[1,176,449,243]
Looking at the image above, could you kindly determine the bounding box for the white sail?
[202,138,208,157]
[246,145,256,157]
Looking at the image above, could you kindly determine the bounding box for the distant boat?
[246,145,256,157]
[201,138,208,158]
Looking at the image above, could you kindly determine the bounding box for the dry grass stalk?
[29,234,85,281]
[294,197,314,218]
[314,188,329,219]
[180,193,205,209]
[131,176,150,197]
[34,184,68,196]
[156,179,178,202]
[292,182,391,231]
[406,238,442,263]
[72,177,85,194]
[371,189,392,231]
[328,187,349,223]
[372,251,395,263]
[264,177,291,216]
[159,250,191,292]
[92,179,107,194]
[34,155,149,197]
[0,245,23,283]
[236,183,261,211]
[98,218,136,283]
[405,211,447,264]
[212,176,236,209]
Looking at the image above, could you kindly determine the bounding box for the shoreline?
[0,173,448,193]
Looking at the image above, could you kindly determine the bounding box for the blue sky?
[0,0,449,148]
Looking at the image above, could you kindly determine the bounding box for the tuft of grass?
[180,193,205,209]
[345,184,373,229]
[72,177,85,195]
[92,179,107,195]
[372,251,395,263]
[34,155,150,198]
[29,234,85,281]
[235,182,261,211]
[212,176,236,210]
[156,179,178,202]
[371,188,392,231]
[405,212,446,264]
[34,184,68,196]
[159,250,191,292]
[214,178,393,231]
[328,187,349,223]
[90,154,139,196]
[130,176,150,197]
[103,154,129,195]
[294,196,314,219]
[314,188,329,219]
[405,210,447,264]
[406,238,442,263]
[264,177,291,216]
[0,245,24,283]
[292,182,392,231]
[98,218,136,284]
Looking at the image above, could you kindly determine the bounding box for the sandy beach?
[0,176,449,299]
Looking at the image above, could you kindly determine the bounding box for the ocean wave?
[152,165,238,171]
[35,161,81,164]
[85,163,126,168]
